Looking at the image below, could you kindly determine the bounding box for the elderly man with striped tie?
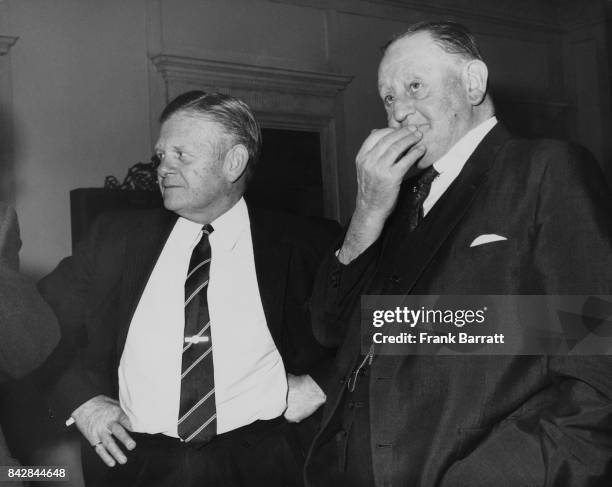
[39,91,340,486]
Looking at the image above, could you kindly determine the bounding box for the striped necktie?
[407,166,439,232]
[177,224,216,442]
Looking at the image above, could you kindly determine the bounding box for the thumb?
[118,411,133,431]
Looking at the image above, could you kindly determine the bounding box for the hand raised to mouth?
[337,125,426,265]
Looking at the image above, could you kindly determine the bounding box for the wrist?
[353,200,392,224]
[338,209,386,265]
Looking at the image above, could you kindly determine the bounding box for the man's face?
[155,111,231,221]
[378,32,473,168]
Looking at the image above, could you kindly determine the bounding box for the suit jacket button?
[390,275,401,286]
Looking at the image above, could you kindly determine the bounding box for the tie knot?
[416,166,439,189]
[202,224,214,236]
[192,224,214,259]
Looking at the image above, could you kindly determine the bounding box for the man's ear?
[223,144,249,183]
[463,59,488,106]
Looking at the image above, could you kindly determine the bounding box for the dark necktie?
[177,224,216,442]
[407,166,439,232]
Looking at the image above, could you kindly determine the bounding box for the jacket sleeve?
[442,143,612,486]
[38,214,119,421]
[534,144,612,485]
[0,204,60,383]
[310,234,382,350]
[279,219,342,383]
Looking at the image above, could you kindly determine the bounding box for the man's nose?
[156,154,174,178]
[390,99,415,127]
[157,160,168,179]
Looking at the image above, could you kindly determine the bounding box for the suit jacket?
[0,204,60,479]
[39,204,340,431]
[306,124,612,486]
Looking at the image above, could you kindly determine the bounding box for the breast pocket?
[456,239,521,292]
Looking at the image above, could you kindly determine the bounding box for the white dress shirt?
[119,198,287,437]
[423,117,497,216]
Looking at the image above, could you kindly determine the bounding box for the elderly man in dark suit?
[304,21,612,486]
[40,91,339,487]
[0,204,60,484]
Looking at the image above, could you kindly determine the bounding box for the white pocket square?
[469,234,508,247]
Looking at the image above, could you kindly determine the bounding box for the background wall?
[0,0,610,276]
[0,0,151,275]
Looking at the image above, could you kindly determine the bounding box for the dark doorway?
[246,128,324,217]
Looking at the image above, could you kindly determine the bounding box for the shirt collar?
[433,116,497,175]
[176,197,248,252]
[209,197,249,251]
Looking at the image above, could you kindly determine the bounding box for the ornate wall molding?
[149,54,353,220]
[150,54,352,111]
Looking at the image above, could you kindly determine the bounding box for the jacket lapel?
[116,209,177,358]
[376,123,512,295]
[248,206,289,349]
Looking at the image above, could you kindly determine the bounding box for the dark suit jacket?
[39,204,340,432]
[0,204,60,479]
[306,125,612,486]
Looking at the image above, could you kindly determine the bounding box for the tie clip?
[184,336,210,344]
